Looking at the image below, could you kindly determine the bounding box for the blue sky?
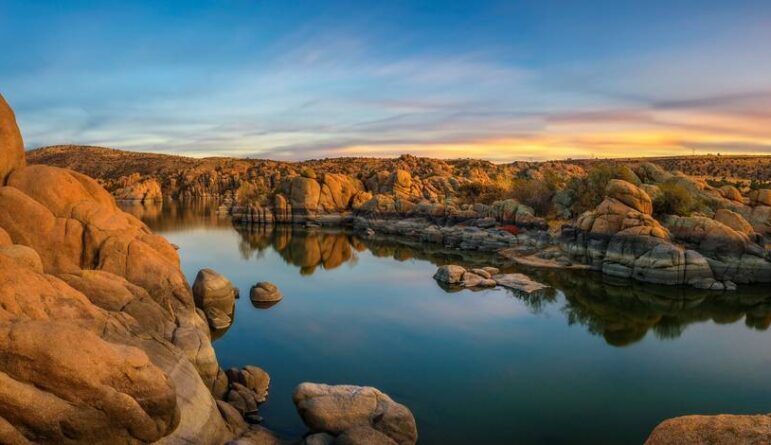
[1,0,770,160]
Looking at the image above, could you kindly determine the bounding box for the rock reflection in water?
[232,224,771,347]
[119,198,232,231]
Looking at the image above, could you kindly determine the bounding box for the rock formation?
[559,179,771,288]
[193,268,239,330]
[0,94,246,444]
[292,383,418,445]
[645,414,771,445]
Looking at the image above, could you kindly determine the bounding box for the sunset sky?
[2,0,770,161]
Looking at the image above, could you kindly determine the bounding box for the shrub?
[457,183,507,205]
[510,178,554,216]
[653,180,700,216]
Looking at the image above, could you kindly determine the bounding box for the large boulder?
[645,414,771,445]
[293,383,417,445]
[714,208,754,237]
[0,94,24,184]
[0,95,231,444]
[606,179,653,214]
[193,268,238,330]
[290,176,321,214]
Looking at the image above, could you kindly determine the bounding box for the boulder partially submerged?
[645,414,771,445]
[433,264,548,293]
[293,383,418,445]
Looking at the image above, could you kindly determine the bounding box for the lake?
[124,200,771,445]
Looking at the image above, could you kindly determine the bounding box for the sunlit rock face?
[0,94,230,444]
[559,179,771,287]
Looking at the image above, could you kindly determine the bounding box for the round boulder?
[0,94,25,184]
[250,281,283,303]
[293,383,417,445]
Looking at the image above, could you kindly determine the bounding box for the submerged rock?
[293,383,418,445]
[494,273,550,293]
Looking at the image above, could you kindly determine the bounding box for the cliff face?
[0,96,236,443]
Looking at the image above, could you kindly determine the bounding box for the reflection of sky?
[157,225,771,445]
[3,0,771,160]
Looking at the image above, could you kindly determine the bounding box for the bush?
[510,178,554,216]
[653,180,699,216]
[457,183,507,205]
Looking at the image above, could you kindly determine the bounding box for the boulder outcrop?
[0,95,24,183]
[293,383,417,445]
[0,93,232,444]
[645,414,771,445]
[561,180,719,287]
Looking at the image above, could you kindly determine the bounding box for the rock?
[606,179,653,214]
[714,208,754,236]
[470,268,492,279]
[226,382,262,417]
[0,97,232,444]
[645,414,771,445]
[114,177,162,202]
[752,189,771,207]
[482,266,500,275]
[290,176,321,214]
[433,265,466,285]
[218,400,249,437]
[193,268,238,330]
[226,366,270,404]
[462,271,496,288]
[0,244,44,273]
[293,383,417,445]
[333,426,398,445]
[0,94,25,183]
[305,432,336,445]
[494,273,550,293]
[250,281,283,303]
[718,185,743,202]
[228,425,294,445]
[205,306,234,330]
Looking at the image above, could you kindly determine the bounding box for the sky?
[1,0,770,161]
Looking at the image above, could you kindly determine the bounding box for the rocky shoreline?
[0,95,418,445]
[5,93,771,444]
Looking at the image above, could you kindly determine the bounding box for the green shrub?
[510,178,554,216]
[653,180,700,216]
[457,183,507,205]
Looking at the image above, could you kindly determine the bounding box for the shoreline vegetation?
[2,93,770,444]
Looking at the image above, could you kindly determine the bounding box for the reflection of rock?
[250,281,283,303]
[293,383,418,445]
[193,268,238,330]
[645,414,771,445]
[547,269,771,346]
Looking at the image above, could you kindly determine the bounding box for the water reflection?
[124,201,771,348]
[230,224,771,347]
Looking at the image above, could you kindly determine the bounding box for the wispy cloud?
[3,0,771,160]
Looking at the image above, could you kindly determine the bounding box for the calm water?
[124,201,771,445]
